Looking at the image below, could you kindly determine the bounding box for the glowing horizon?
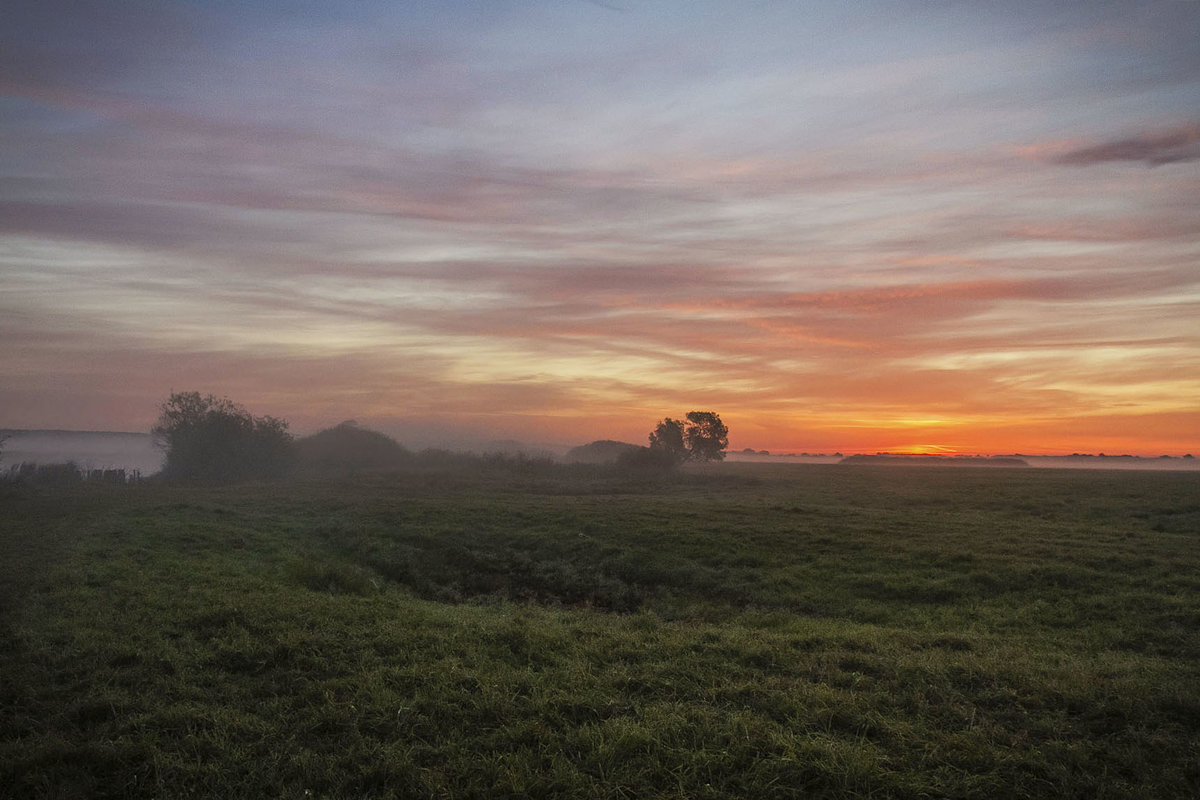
[2,1,1198,457]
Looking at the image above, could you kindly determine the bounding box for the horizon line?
[3,427,1196,460]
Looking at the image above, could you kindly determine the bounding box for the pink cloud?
[1025,123,1200,167]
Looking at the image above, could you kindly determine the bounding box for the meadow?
[1,463,1197,798]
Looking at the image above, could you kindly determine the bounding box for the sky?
[2,0,1199,455]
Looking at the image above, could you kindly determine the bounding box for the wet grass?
[1,464,1198,798]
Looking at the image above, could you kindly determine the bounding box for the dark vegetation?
[3,462,139,485]
[293,421,413,477]
[153,392,295,483]
[2,463,1198,798]
[137,392,566,486]
[141,393,731,483]
[618,411,730,469]
[563,439,642,465]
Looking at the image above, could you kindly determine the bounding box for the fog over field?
[3,429,1196,477]
[1,430,163,475]
[730,451,1200,471]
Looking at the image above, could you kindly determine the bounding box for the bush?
[153,392,295,483]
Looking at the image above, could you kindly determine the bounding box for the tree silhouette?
[683,410,729,462]
[628,411,729,469]
[153,392,294,483]
[648,417,688,465]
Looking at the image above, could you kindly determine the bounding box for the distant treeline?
[139,392,731,485]
[4,462,144,485]
[840,455,1030,467]
[293,421,565,478]
[0,437,575,488]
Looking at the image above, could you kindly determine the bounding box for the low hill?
[564,439,642,464]
[295,422,411,475]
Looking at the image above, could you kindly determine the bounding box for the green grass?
[1,464,1198,798]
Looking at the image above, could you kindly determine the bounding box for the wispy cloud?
[2,1,1199,453]
[1036,123,1200,167]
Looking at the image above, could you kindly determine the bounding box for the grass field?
[2,463,1198,798]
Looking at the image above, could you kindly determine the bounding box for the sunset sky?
[2,0,1198,454]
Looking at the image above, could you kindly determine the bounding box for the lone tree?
[153,391,295,483]
[629,410,729,468]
